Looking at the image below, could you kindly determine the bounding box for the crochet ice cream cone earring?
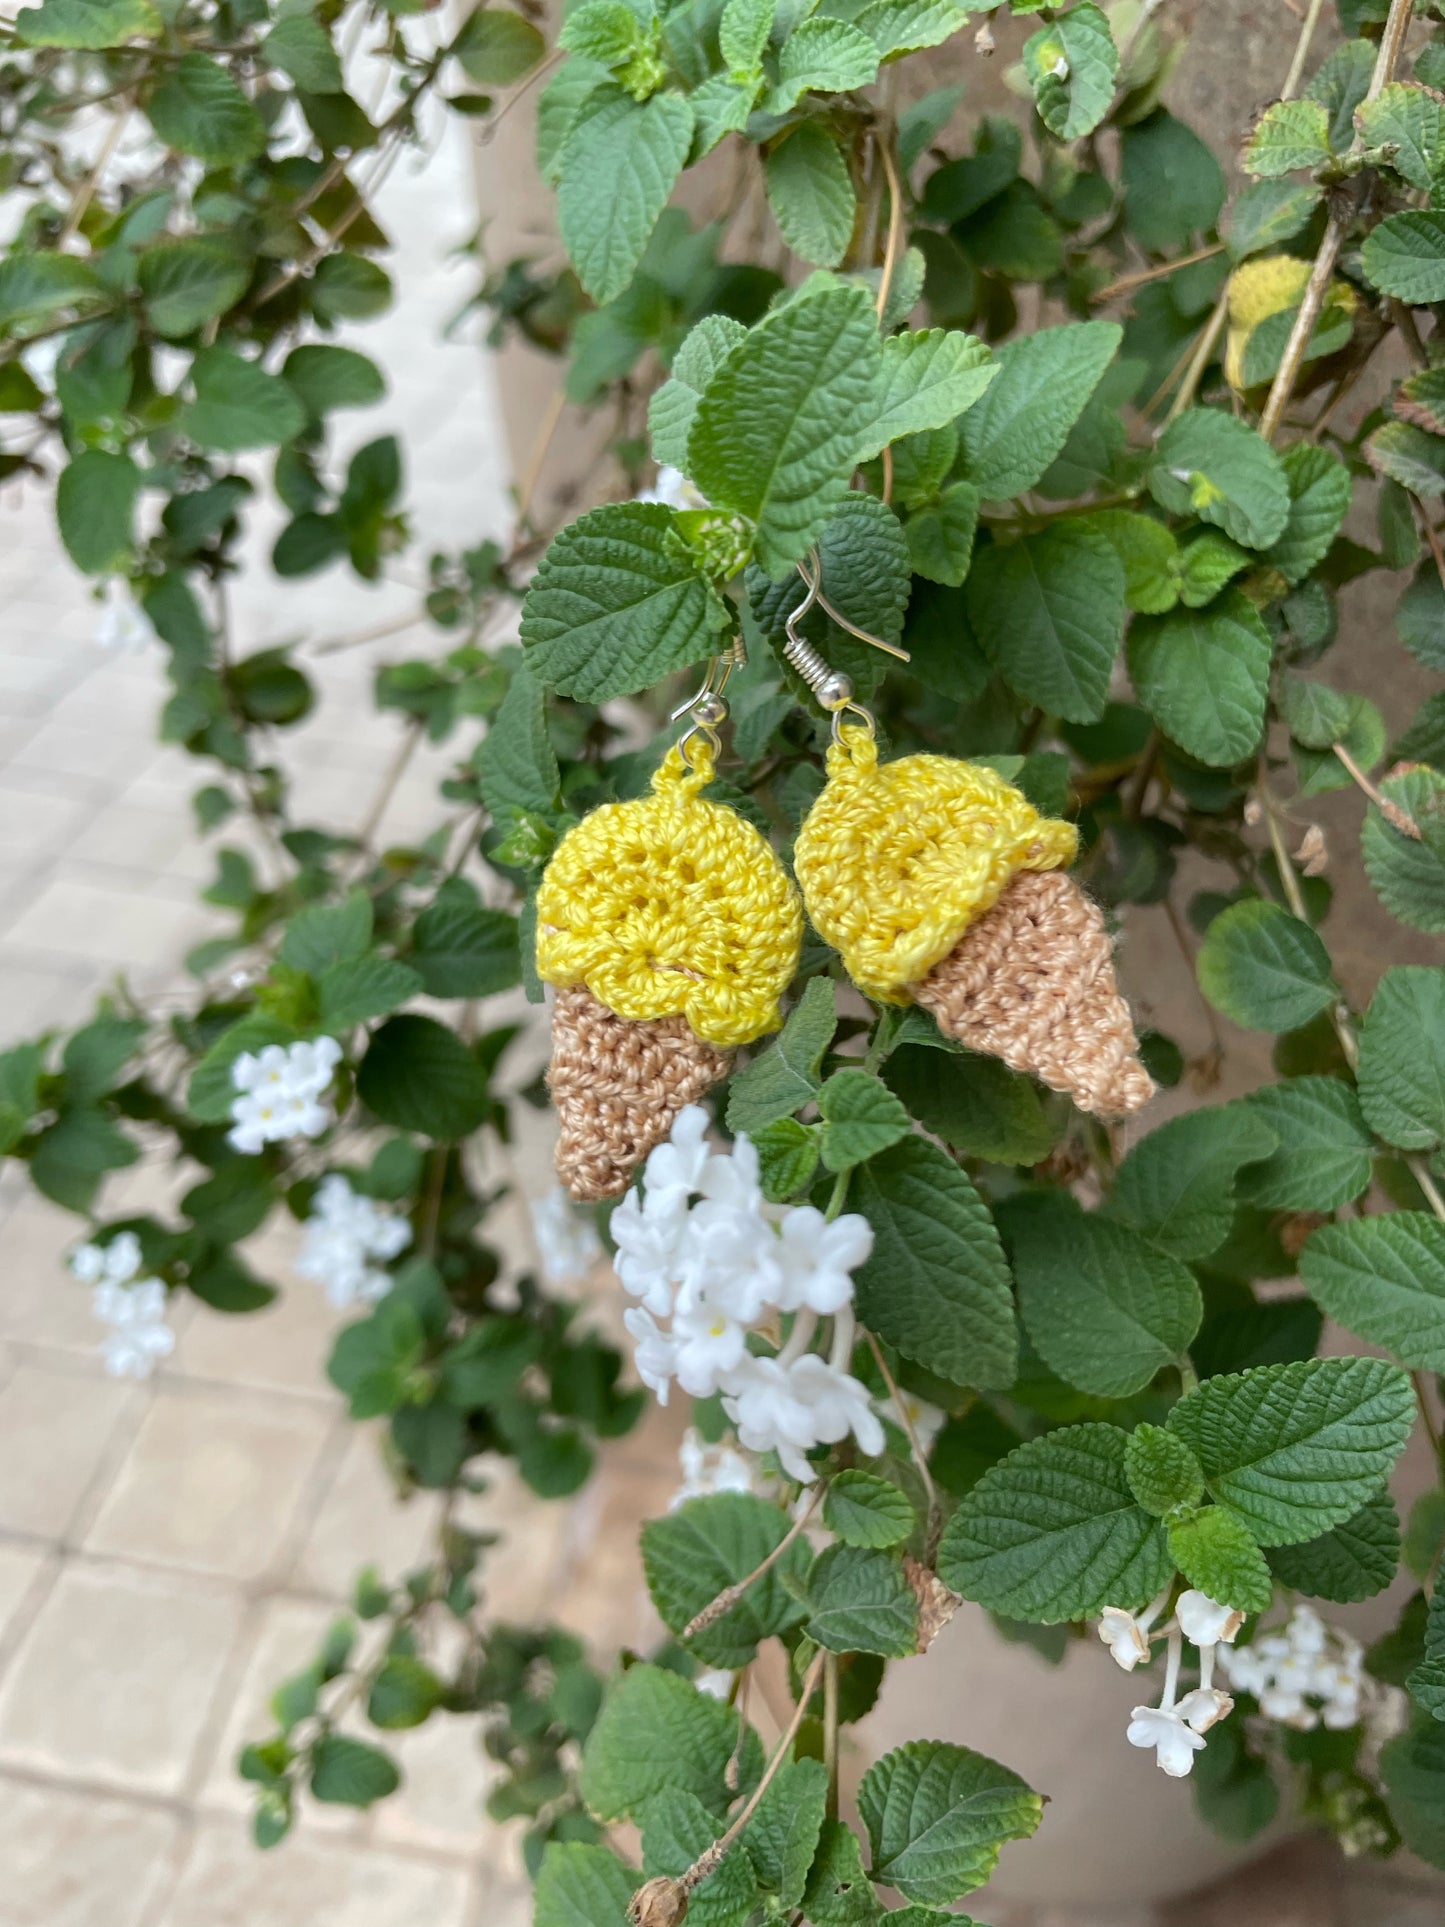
[786,571,1153,1119]
[534,645,803,1200]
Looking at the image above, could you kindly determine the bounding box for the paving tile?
[466,1867,534,1927]
[0,1359,137,1539]
[0,875,207,969]
[0,779,91,863]
[0,952,106,1034]
[0,1542,51,1644]
[83,1384,333,1582]
[0,1773,182,1927]
[0,1559,244,1794]
[172,1250,347,1401]
[0,1194,111,1353]
[156,1813,474,1927]
[6,718,154,792]
[289,1426,442,1599]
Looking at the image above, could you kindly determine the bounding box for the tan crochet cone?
[911,869,1154,1118]
[547,984,732,1201]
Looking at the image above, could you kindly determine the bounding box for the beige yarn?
[547,984,731,1200]
[911,870,1154,1118]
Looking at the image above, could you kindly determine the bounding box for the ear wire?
[783,552,909,742]
[672,636,747,761]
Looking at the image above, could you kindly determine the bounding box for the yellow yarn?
[793,727,1078,1004]
[535,741,802,1048]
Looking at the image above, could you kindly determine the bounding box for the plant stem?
[1091,243,1223,306]
[1281,0,1329,99]
[823,1652,840,1821]
[683,1486,824,1639]
[1334,741,1420,835]
[1258,782,1361,1073]
[1160,286,1229,423]
[874,132,905,324]
[865,1328,941,1558]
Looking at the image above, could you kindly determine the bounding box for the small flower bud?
[630,1877,690,1927]
[974,20,994,53]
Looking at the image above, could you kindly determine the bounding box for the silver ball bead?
[817,670,854,710]
[691,691,728,727]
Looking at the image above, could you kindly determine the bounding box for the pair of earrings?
[535,560,1153,1200]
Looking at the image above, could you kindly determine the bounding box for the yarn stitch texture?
[793,726,1078,1004]
[534,741,802,1048]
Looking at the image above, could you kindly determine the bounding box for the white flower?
[1098,1606,1151,1672]
[297,1173,412,1309]
[787,1353,885,1459]
[1216,1608,1369,1735]
[671,1298,750,1398]
[71,1230,143,1288]
[1176,1590,1245,1648]
[610,1186,687,1317]
[623,1306,680,1403]
[636,465,707,511]
[1126,1704,1206,1778]
[693,1668,734,1699]
[879,1389,946,1454]
[773,1207,873,1315]
[697,1131,766,1216]
[228,1036,342,1152]
[677,1201,781,1325]
[1175,1687,1234,1735]
[93,1275,174,1379]
[1288,1604,1327,1656]
[643,1104,712,1210]
[95,578,156,653]
[530,1185,602,1285]
[721,1355,819,1481]
[671,1426,761,1509]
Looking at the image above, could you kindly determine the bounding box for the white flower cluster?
[612,1107,884,1483]
[228,1038,342,1153]
[1218,1604,1365,1731]
[530,1185,603,1285]
[95,578,157,653]
[297,1174,412,1309]
[1099,1588,1242,1778]
[636,465,707,511]
[670,1423,765,1509]
[70,1232,174,1379]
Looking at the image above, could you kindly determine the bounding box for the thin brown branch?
[514,385,568,533]
[1281,0,1329,100]
[682,1486,824,1639]
[1091,243,1224,306]
[874,134,905,324]
[1334,741,1421,835]
[865,1329,941,1560]
[1159,285,1229,423]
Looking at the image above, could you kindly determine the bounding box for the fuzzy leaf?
[765,124,856,269]
[641,1493,810,1666]
[1238,1076,1373,1213]
[856,328,996,463]
[1110,1104,1278,1261]
[857,1741,1043,1907]
[1358,966,1445,1149]
[1266,1491,1400,1604]
[1149,409,1290,549]
[580,1664,761,1822]
[966,522,1124,723]
[649,314,748,471]
[1127,592,1271,767]
[1243,98,1332,176]
[1362,211,1445,303]
[1022,2,1118,142]
[1197,900,1337,1033]
[957,319,1121,501]
[1363,765,1445,934]
[557,88,694,305]
[1300,1213,1445,1373]
[726,978,836,1134]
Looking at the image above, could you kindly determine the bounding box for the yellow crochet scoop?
[536,740,803,1197]
[794,728,1153,1118]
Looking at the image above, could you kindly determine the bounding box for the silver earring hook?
[672,635,747,762]
[783,552,909,743]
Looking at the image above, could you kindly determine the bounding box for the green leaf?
[15,0,158,46]
[1278,670,1355,749]
[0,252,103,328]
[805,1544,918,1656]
[580,1664,760,1822]
[1381,1713,1445,1864]
[857,1740,1042,1907]
[719,0,772,74]
[1363,765,1445,934]
[519,502,730,700]
[1358,966,1445,1149]
[280,893,372,974]
[1242,98,1332,176]
[765,125,856,270]
[1307,35,1374,148]
[1365,418,1445,497]
[56,449,141,575]
[1167,1505,1272,1613]
[825,1470,915,1549]
[1121,108,1225,253]
[1197,900,1337,1033]
[146,53,267,164]
[1267,444,1351,586]
[356,1015,490,1139]
[855,329,997,464]
[282,344,385,416]
[689,73,756,156]
[475,662,559,819]
[1005,1192,1202,1399]
[690,279,882,576]
[882,1043,1055,1167]
[1224,179,1324,262]
[802,1819,882,1927]
[641,1493,809,1667]
[312,251,392,322]
[138,239,249,338]
[767,18,879,113]
[1023,2,1118,141]
[741,1757,827,1910]
[1237,1076,1373,1212]
[557,89,693,305]
[642,1789,758,1927]
[410,883,520,998]
[1300,1213,1445,1373]
[1356,81,1445,189]
[1088,510,1178,615]
[1172,530,1251,608]
[453,7,546,83]
[904,482,980,588]
[1111,1104,1278,1261]
[1362,211,1445,303]
[367,1655,444,1730]
[265,14,343,91]
[816,1068,911,1172]
[957,319,1121,501]
[1410,1589,1445,1723]
[753,1117,820,1201]
[966,522,1124,723]
[1124,1423,1204,1517]
[1166,1357,1415,1547]
[62,1016,145,1104]
[30,1107,138,1209]
[1149,409,1290,549]
[181,347,306,453]
[1266,1490,1400,1604]
[1397,365,1445,437]
[649,314,748,470]
[309,1734,400,1806]
[748,491,909,698]
[937,1422,1171,1622]
[187,1012,294,1123]
[533,1842,638,1927]
[725,977,835,1135]
[317,956,421,1030]
[1127,592,1270,768]
[852,1137,1018,1392]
